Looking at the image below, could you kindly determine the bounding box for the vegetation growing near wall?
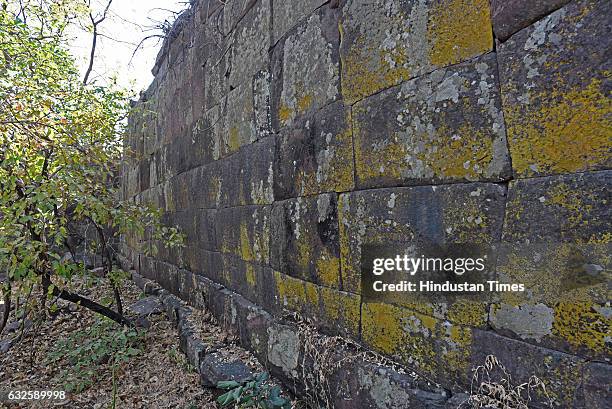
[0,0,182,342]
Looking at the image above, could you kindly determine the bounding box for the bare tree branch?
[83,0,113,85]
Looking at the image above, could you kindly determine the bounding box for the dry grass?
[461,355,552,409]
[0,278,216,409]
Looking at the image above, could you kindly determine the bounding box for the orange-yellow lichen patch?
[505,79,611,177]
[427,0,493,67]
[553,302,610,354]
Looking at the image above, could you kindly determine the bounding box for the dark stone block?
[329,360,449,409]
[471,329,586,408]
[128,296,163,317]
[503,171,611,243]
[270,6,341,131]
[491,0,571,41]
[274,101,354,200]
[352,53,511,189]
[581,362,611,409]
[339,183,507,294]
[270,193,341,288]
[200,352,255,388]
[498,0,611,178]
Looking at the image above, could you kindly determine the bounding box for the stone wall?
[121,0,610,407]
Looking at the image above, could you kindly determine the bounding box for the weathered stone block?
[492,171,610,359]
[498,0,612,178]
[503,171,610,243]
[203,8,230,109]
[214,81,256,159]
[272,271,360,338]
[352,53,511,189]
[185,107,217,170]
[581,362,611,409]
[471,329,586,408]
[216,205,270,265]
[270,193,341,288]
[226,0,270,89]
[274,101,354,199]
[252,69,273,140]
[231,296,273,364]
[361,301,473,388]
[338,183,507,294]
[491,0,571,42]
[272,0,327,44]
[217,136,275,207]
[329,360,449,409]
[271,7,341,130]
[200,352,254,387]
[339,0,493,104]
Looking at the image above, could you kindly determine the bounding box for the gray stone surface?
[274,101,354,199]
[497,0,612,178]
[200,352,254,387]
[491,0,571,41]
[271,6,341,130]
[352,53,511,189]
[128,296,163,317]
[270,193,341,288]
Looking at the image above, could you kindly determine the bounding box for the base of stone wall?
[120,254,467,408]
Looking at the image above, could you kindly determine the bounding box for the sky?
[68,0,187,93]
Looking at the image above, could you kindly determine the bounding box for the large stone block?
[226,0,270,89]
[270,193,341,288]
[216,205,271,265]
[271,7,341,130]
[339,0,493,104]
[220,254,271,305]
[272,0,327,44]
[185,106,218,170]
[492,171,610,359]
[216,136,275,207]
[328,360,449,409]
[361,301,473,388]
[498,0,611,178]
[203,8,230,109]
[338,183,507,294]
[471,329,587,408]
[274,101,354,199]
[352,53,511,189]
[214,81,256,159]
[491,0,571,41]
[581,362,611,409]
[272,271,360,338]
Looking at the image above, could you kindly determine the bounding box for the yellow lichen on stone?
[505,79,612,176]
[547,183,594,229]
[315,250,340,288]
[361,302,408,356]
[447,300,488,327]
[553,302,610,353]
[228,126,240,152]
[245,263,256,288]
[341,35,411,105]
[353,127,408,183]
[320,287,360,335]
[424,125,493,179]
[274,271,306,311]
[297,94,313,113]
[278,104,292,125]
[240,223,254,262]
[296,119,355,196]
[427,0,493,67]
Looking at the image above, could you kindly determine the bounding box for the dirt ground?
[0,278,219,409]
